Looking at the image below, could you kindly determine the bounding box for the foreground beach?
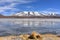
[0,31,60,40]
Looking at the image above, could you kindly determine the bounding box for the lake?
[0,18,60,36]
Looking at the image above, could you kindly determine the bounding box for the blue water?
[0,18,60,36]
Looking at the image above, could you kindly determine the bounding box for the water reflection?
[10,20,60,28]
[0,19,60,36]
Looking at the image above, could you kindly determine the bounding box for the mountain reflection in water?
[0,18,60,36]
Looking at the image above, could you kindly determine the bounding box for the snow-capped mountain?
[40,11,60,16]
[12,11,60,16]
[12,11,41,16]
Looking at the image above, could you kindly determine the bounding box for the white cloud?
[40,8,60,14]
[0,3,14,10]
[0,0,34,4]
[0,3,20,15]
[0,0,35,15]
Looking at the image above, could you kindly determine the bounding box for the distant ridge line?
[0,16,60,18]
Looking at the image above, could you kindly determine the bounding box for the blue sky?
[0,0,60,16]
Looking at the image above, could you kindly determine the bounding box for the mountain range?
[12,11,60,16]
[0,11,60,18]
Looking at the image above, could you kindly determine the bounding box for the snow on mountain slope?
[12,11,60,16]
[12,11,41,16]
[34,12,41,16]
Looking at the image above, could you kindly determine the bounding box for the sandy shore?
[0,32,60,40]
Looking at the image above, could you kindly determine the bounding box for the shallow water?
[0,18,60,36]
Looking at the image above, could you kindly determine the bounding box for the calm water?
[0,18,60,36]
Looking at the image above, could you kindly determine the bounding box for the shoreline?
[0,32,60,40]
[0,18,60,22]
[0,16,60,18]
